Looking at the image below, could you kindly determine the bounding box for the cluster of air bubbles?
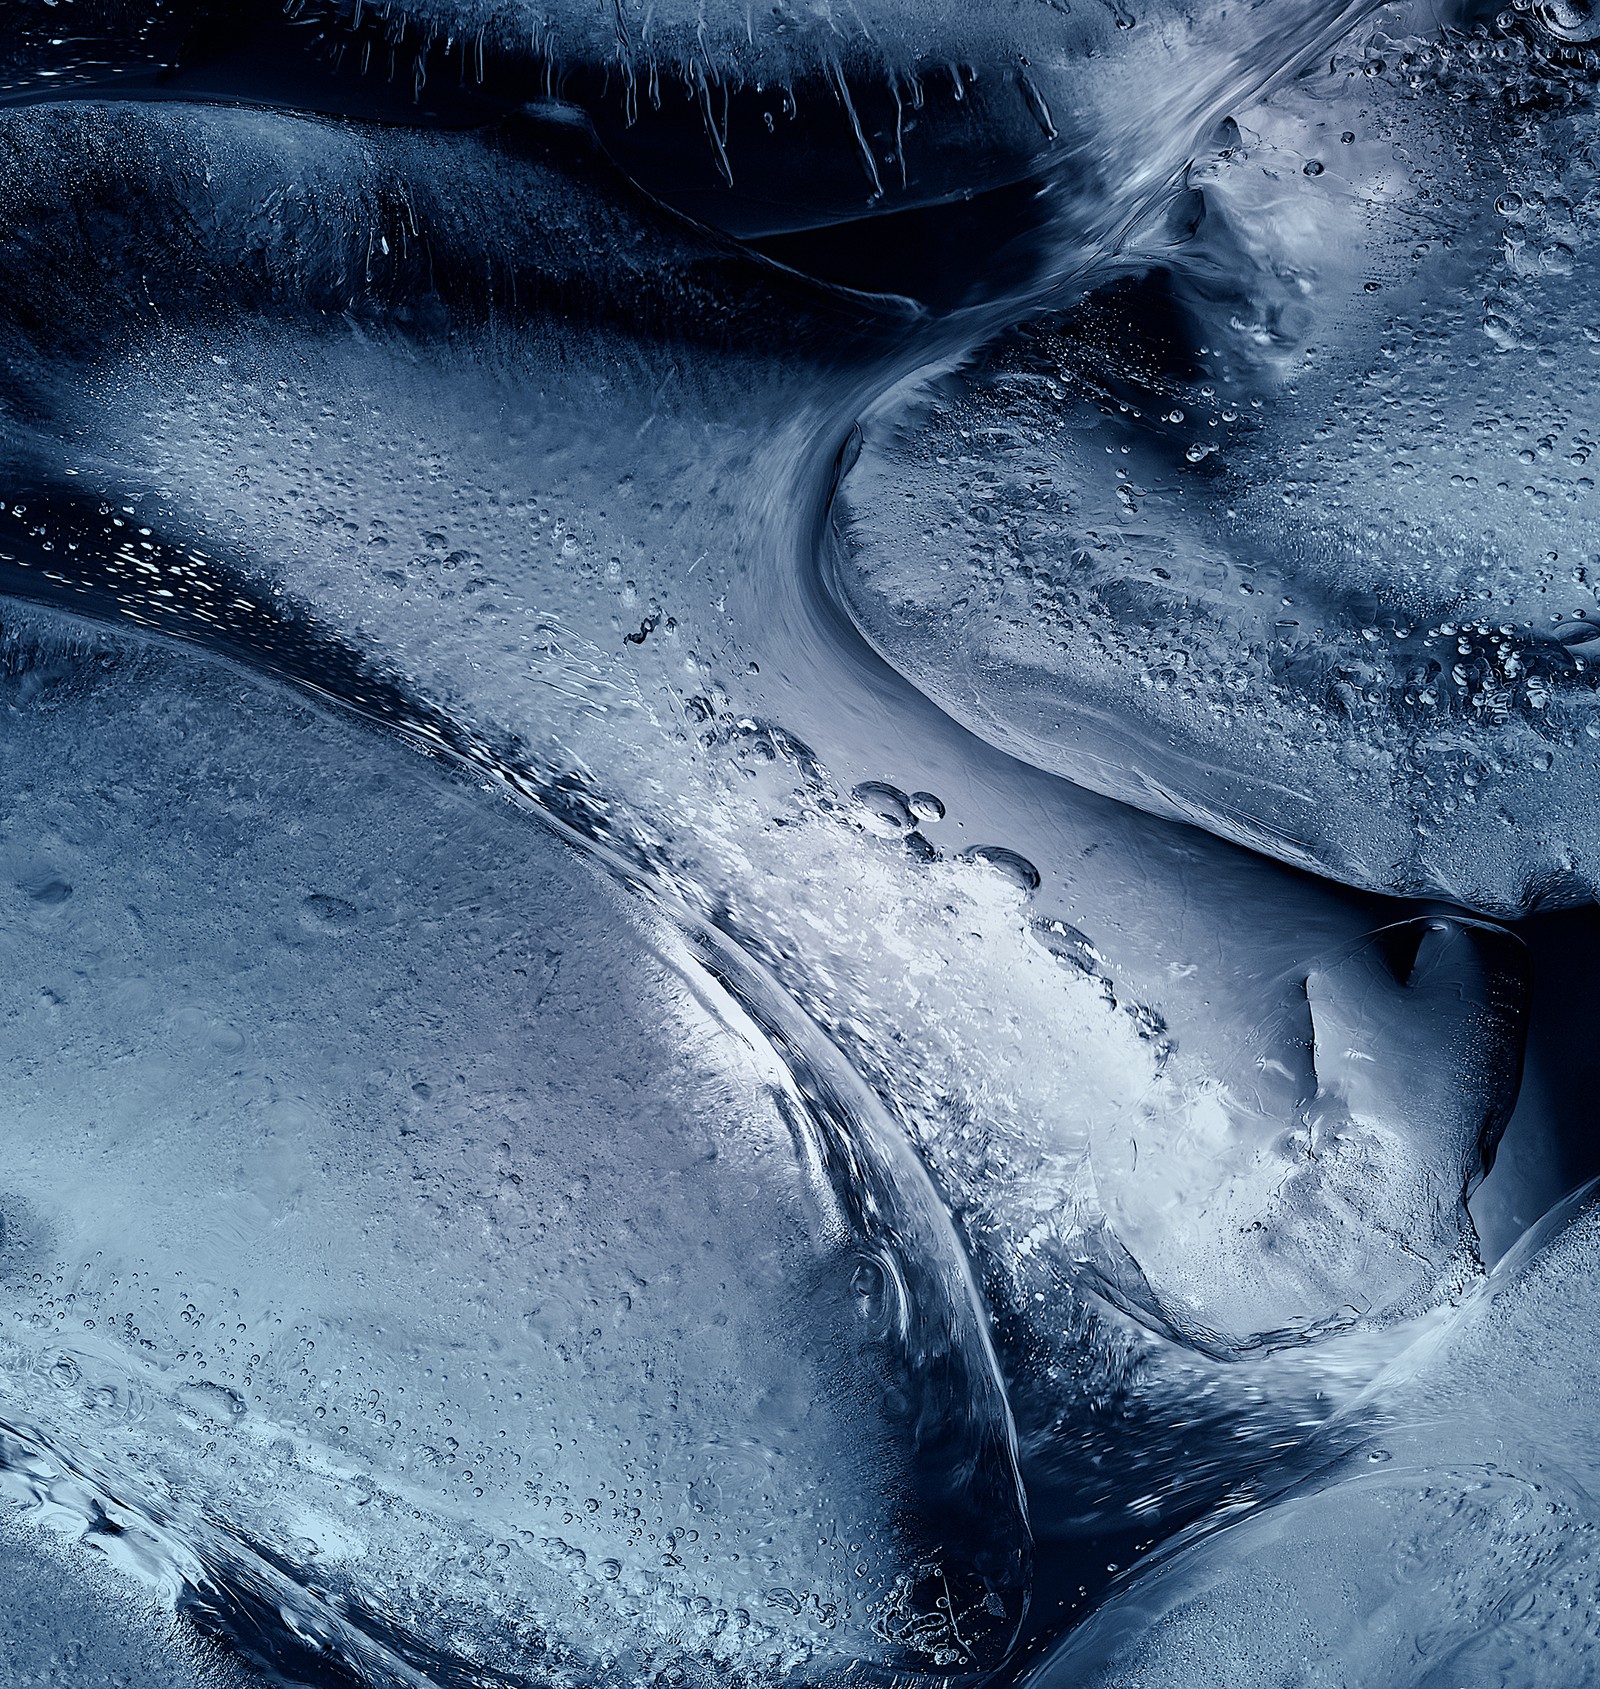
[1356,1,1600,103]
[1031,916,1171,1056]
[849,779,1044,888]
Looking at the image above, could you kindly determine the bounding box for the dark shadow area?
[0,0,1059,241]
[584,62,1053,238]
[1473,901,1600,1261]
[750,174,1060,309]
[0,0,501,122]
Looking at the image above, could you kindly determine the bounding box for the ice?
[1028,1176,1600,1688]
[0,602,1029,1682]
[0,0,1583,1676]
[0,0,1377,240]
[0,1505,256,1689]
[836,2,1600,913]
[368,0,1375,240]
[1085,915,1528,1352]
[0,88,1536,1583]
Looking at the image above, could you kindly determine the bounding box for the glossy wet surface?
[0,0,1593,1683]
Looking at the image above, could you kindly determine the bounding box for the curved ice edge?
[659,918,1034,1671]
[0,569,1034,1682]
[1017,1174,1600,1684]
[0,1411,469,1689]
[0,892,1032,1688]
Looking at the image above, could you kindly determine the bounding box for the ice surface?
[0,1505,255,1689]
[355,0,1377,238]
[1086,914,1528,1351]
[837,2,1600,912]
[0,7,1582,1670]
[0,87,1536,1587]
[0,602,1029,1683]
[1028,1177,1600,1687]
[0,0,1378,238]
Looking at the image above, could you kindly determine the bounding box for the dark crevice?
[0,0,1060,239]
[749,174,1061,310]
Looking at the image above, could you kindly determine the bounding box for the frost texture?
[0,97,1532,1384]
[0,1507,251,1689]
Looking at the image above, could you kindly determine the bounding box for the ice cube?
[836,5,1600,914]
[0,603,1028,1683]
[1029,1174,1600,1687]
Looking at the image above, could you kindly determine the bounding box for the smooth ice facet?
[0,605,1028,1684]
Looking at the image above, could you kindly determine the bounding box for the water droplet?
[908,790,945,823]
[962,846,1040,892]
[852,780,913,833]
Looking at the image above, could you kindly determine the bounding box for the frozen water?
[0,1504,256,1689]
[0,603,1028,1682]
[1085,914,1528,1351]
[838,1,1600,912]
[0,0,1588,1679]
[0,0,1377,240]
[328,0,1377,240]
[1028,1177,1600,1687]
[0,91,1534,1560]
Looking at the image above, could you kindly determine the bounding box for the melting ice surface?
[0,1504,253,1689]
[0,95,1532,1376]
[1030,1177,1600,1686]
[840,0,1600,911]
[0,0,1590,1683]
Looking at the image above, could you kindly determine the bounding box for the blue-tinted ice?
[1029,1178,1600,1687]
[0,94,1534,1390]
[0,606,1026,1683]
[0,0,1589,1682]
[839,2,1600,912]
